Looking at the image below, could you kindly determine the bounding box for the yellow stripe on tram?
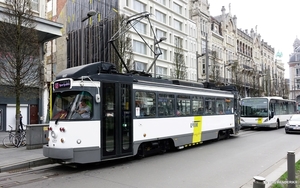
[192,116,202,143]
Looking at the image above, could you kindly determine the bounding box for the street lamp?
[196,51,205,82]
[81,10,96,65]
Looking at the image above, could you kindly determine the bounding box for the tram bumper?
[43,145,73,159]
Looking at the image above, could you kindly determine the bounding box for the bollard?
[287,151,295,188]
[253,176,265,188]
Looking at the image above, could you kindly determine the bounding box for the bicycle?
[15,129,26,147]
[2,125,19,148]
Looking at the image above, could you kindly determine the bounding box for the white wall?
[6,104,28,131]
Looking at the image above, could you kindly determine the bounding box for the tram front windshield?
[241,98,269,117]
[52,91,93,120]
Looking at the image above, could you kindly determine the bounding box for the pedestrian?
[19,111,24,131]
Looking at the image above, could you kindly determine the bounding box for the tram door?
[102,82,133,159]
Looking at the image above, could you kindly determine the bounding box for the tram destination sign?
[54,79,72,90]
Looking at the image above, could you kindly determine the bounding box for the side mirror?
[270,111,274,118]
[95,94,100,103]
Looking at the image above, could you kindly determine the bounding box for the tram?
[43,62,240,164]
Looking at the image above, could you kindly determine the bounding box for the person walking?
[19,111,24,131]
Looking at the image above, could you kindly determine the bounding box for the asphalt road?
[1,128,299,188]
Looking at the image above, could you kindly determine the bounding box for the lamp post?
[81,10,96,65]
[205,34,209,82]
[196,51,205,82]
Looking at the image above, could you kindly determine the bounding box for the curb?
[0,158,53,173]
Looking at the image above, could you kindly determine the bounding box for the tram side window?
[204,97,216,115]
[177,95,191,116]
[192,96,204,115]
[158,94,175,117]
[225,98,233,114]
[216,98,225,114]
[135,91,156,117]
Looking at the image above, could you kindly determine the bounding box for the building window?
[133,0,146,12]
[156,66,167,77]
[155,10,166,23]
[202,59,206,74]
[135,61,147,71]
[31,0,38,11]
[173,2,182,14]
[201,40,206,54]
[133,40,146,55]
[156,0,166,5]
[174,36,182,47]
[158,48,167,60]
[133,22,146,34]
[174,19,182,31]
[156,29,166,39]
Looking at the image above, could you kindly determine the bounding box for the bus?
[240,97,297,129]
[43,62,240,164]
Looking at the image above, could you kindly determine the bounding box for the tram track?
[0,164,68,188]
[0,157,136,188]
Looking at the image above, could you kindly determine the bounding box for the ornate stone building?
[289,37,300,102]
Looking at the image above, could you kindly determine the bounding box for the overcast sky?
[208,0,300,78]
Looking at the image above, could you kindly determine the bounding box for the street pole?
[81,17,84,65]
[81,10,96,66]
[205,34,209,82]
[154,36,156,78]
[224,61,226,84]
[196,51,199,82]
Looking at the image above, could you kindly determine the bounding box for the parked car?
[285,114,300,134]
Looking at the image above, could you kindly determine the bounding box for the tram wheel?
[225,130,230,139]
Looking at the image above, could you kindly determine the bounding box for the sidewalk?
[0,131,52,173]
[240,146,300,188]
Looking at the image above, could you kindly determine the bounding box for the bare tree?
[172,42,186,79]
[0,0,40,131]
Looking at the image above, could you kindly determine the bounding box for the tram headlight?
[51,131,57,138]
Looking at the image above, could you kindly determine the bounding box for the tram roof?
[55,62,237,93]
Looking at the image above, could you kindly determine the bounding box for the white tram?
[43,62,240,164]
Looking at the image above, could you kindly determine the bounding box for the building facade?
[0,0,62,131]
[288,37,300,104]
[43,0,286,121]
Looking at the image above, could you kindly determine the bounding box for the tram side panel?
[132,114,235,153]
